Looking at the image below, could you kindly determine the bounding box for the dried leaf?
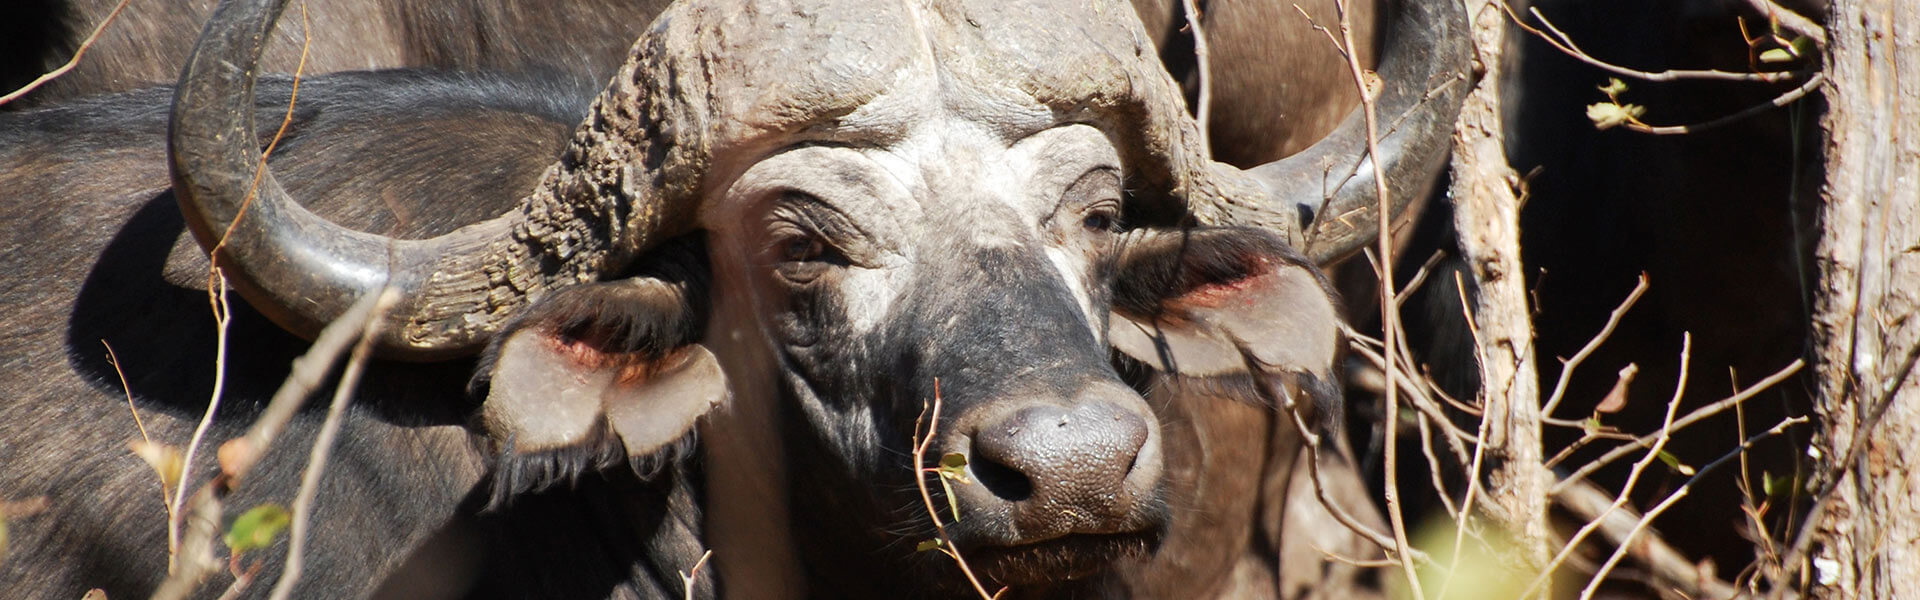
[1594,364,1638,414]
[225,503,291,556]
[129,440,183,494]
[82,590,109,600]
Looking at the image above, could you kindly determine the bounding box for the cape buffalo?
[0,0,1468,597]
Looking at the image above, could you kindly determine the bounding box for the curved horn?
[169,0,693,359]
[1190,0,1472,265]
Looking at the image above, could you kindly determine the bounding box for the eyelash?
[1082,205,1122,233]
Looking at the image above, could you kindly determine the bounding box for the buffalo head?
[167,0,1467,595]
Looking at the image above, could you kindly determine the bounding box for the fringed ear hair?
[1108,226,1344,433]
[471,238,727,506]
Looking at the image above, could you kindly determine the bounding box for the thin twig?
[104,340,176,533]
[1415,414,1462,519]
[1625,73,1827,135]
[153,289,397,600]
[1307,0,1425,592]
[1738,0,1826,46]
[269,289,397,600]
[911,381,1005,600]
[1542,274,1649,416]
[681,550,715,600]
[1572,416,1808,600]
[1435,395,1496,600]
[1524,334,1692,599]
[1507,3,1800,83]
[1181,0,1212,141]
[1275,383,1432,566]
[172,276,232,561]
[1552,359,1805,495]
[175,3,313,556]
[0,0,134,106]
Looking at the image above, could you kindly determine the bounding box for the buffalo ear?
[1108,227,1341,381]
[483,320,727,458]
[471,237,725,503]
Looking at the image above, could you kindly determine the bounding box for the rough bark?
[1450,0,1549,567]
[1809,0,1920,597]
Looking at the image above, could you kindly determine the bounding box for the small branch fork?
[1500,0,1825,136]
[911,381,1007,600]
[153,289,399,600]
[1346,267,1807,597]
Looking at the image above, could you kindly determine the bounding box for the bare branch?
[1180,0,1212,141]
[269,289,398,600]
[1508,3,1801,84]
[1542,274,1649,416]
[1552,359,1805,496]
[1524,334,1691,599]
[1569,416,1808,600]
[0,0,134,106]
[153,289,397,600]
[681,550,715,600]
[1624,73,1827,135]
[1737,0,1826,46]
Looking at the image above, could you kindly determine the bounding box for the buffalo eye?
[781,236,827,263]
[1082,205,1122,233]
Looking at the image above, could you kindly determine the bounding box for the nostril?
[969,453,1033,501]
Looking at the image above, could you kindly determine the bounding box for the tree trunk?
[1810,0,1920,596]
[1451,0,1549,567]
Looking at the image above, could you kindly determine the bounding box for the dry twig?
[152,290,397,600]
[1542,274,1649,416]
[1552,359,1805,496]
[0,0,134,106]
[1524,334,1692,598]
[268,290,397,600]
[911,382,1005,600]
[1573,417,1808,600]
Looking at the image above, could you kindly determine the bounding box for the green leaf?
[1763,471,1798,499]
[937,453,971,484]
[1597,77,1629,96]
[1586,102,1645,130]
[1791,36,1816,58]
[225,503,291,556]
[916,538,946,553]
[1655,450,1696,476]
[1758,48,1795,63]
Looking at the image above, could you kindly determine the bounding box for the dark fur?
[1,0,671,109]
[0,70,706,599]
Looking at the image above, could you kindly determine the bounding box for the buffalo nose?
[968,397,1156,535]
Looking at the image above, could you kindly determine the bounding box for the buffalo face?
[706,122,1171,588]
